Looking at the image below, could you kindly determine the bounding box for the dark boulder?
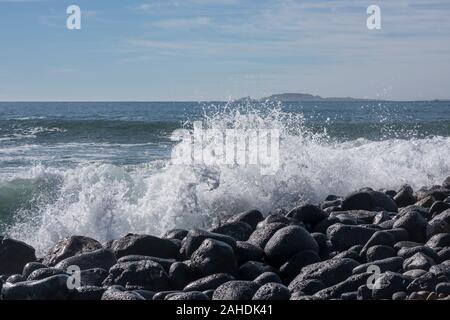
[353,257,404,274]
[80,268,108,287]
[212,281,260,300]
[288,279,326,295]
[191,239,237,276]
[181,229,237,257]
[103,260,170,291]
[393,211,428,243]
[371,272,411,300]
[226,210,264,229]
[27,268,67,281]
[167,291,209,300]
[184,273,235,292]
[426,220,450,239]
[247,223,286,248]
[163,229,188,240]
[55,248,116,271]
[426,233,450,249]
[394,185,416,208]
[342,191,397,212]
[210,222,253,241]
[169,262,198,290]
[71,286,106,300]
[2,275,72,300]
[0,237,36,276]
[314,273,371,300]
[252,283,290,300]
[403,253,435,271]
[110,234,179,259]
[366,245,396,262]
[234,241,264,265]
[264,226,319,266]
[253,272,282,286]
[22,262,46,279]
[279,250,320,282]
[41,236,102,266]
[286,204,327,225]
[327,224,378,251]
[117,255,175,273]
[238,261,275,280]
[101,286,145,300]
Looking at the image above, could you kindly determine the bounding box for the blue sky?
[0,0,449,101]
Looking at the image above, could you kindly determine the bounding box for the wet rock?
[385,228,410,242]
[342,191,397,212]
[438,247,450,261]
[286,204,327,225]
[429,262,450,278]
[0,237,36,276]
[407,272,443,293]
[226,210,264,230]
[111,234,179,259]
[253,272,282,286]
[184,273,235,292]
[163,229,188,240]
[41,236,102,266]
[252,283,290,300]
[393,211,427,243]
[279,250,320,282]
[415,196,435,208]
[191,239,237,276]
[182,229,237,257]
[403,253,435,271]
[167,291,209,300]
[6,274,24,283]
[366,245,396,262]
[264,226,319,267]
[290,258,359,287]
[356,285,372,300]
[257,214,299,228]
[27,267,67,281]
[55,248,116,271]
[360,231,395,256]
[212,281,260,300]
[327,224,378,251]
[394,241,421,251]
[102,260,170,292]
[416,187,450,202]
[353,257,404,274]
[247,223,286,248]
[234,241,264,265]
[101,286,145,300]
[238,261,275,280]
[397,246,440,263]
[22,262,46,279]
[2,274,72,300]
[430,201,450,217]
[210,222,253,241]
[430,209,450,225]
[71,286,106,300]
[436,283,450,295]
[394,185,416,208]
[313,216,340,234]
[403,269,427,278]
[169,262,198,290]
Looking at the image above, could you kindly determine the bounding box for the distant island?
[238,93,379,102]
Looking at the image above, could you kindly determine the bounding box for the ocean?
[1,100,450,254]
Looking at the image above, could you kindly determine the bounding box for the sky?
[0,0,449,101]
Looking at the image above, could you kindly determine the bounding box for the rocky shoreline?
[1,177,450,300]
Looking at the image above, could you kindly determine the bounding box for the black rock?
[117,255,175,273]
[152,291,179,300]
[252,283,290,300]
[22,262,46,279]
[101,286,145,300]
[41,236,102,266]
[436,283,450,295]
[394,185,416,208]
[290,258,359,287]
[6,274,24,283]
[429,261,450,278]
[394,241,421,251]
[167,291,209,300]
[360,231,395,256]
[392,291,408,300]
[238,261,275,280]
[430,209,450,224]
[212,281,260,300]
[181,229,237,257]
[257,215,298,228]
[55,248,116,271]
[314,273,371,300]
[286,204,327,225]
[2,275,72,300]
[79,268,108,287]
[385,228,410,242]
[234,241,264,265]
[416,187,450,202]
[210,222,253,241]
[169,262,198,290]
[327,224,378,251]
[184,273,235,292]
[366,245,396,262]
[393,211,428,243]
[253,272,282,286]
[406,272,442,293]
[342,191,398,212]
[430,201,450,217]
[71,286,106,300]
[103,260,171,292]
[403,253,435,271]
[426,233,450,249]
[353,257,404,274]
[279,250,320,282]
[226,210,264,230]
[357,285,372,300]
[111,234,179,259]
[371,272,411,300]
[191,239,237,276]
[0,237,36,276]
[27,267,67,281]
[264,226,319,266]
[397,246,440,263]
[288,279,326,295]
[426,220,450,239]
[438,247,450,261]
[313,217,340,234]
[247,222,286,248]
[163,229,188,240]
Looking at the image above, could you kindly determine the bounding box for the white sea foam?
[4,107,450,254]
